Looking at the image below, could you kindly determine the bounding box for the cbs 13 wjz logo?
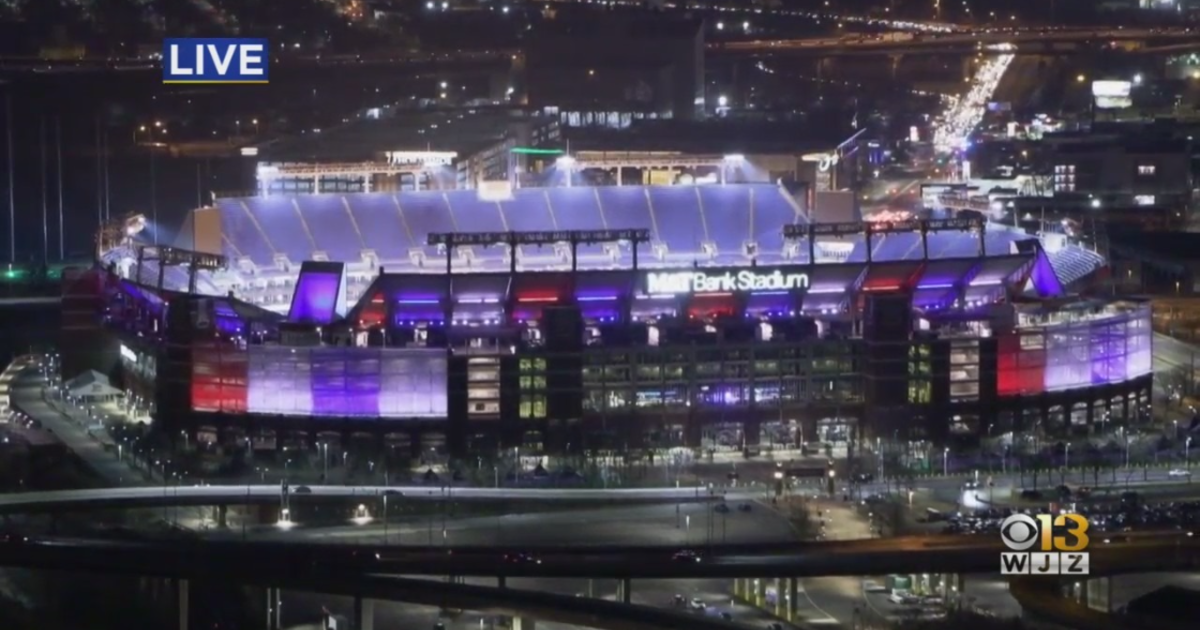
[162,38,268,84]
[1000,513,1090,575]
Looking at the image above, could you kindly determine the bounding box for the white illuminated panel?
[385,150,457,166]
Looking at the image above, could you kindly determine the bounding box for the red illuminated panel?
[358,292,386,327]
[687,294,736,319]
[996,332,1022,397]
[191,342,247,412]
[996,332,1045,397]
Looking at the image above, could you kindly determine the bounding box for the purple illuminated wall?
[1004,305,1152,396]
[247,346,447,418]
[289,272,343,324]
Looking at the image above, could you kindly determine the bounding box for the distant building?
[249,108,560,193]
[1041,129,1192,210]
[525,14,705,126]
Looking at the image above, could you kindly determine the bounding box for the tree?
[883,452,915,495]
[786,499,817,540]
[1021,452,1052,490]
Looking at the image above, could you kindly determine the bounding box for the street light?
[942,447,949,476]
[320,442,328,480]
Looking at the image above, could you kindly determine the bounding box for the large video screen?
[243,346,448,419]
[1092,80,1132,109]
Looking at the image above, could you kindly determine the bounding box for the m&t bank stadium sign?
[646,269,810,295]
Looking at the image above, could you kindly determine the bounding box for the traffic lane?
[962,575,1022,618]
[856,470,1199,501]
[1154,334,1198,370]
[279,593,580,630]
[1109,571,1200,610]
[282,578,795,630]
[0,483,746,513]
[247,501,801,547]
[493,577,795,627]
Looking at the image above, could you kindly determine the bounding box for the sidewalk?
[9,371,148,487]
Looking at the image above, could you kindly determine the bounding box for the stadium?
[78,176,1150,466]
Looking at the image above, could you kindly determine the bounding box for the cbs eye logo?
[1000,513,1090,552]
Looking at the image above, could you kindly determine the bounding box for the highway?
[716,28,1198,55]
[2,532,1197,580]
[261,501,804,630]
[0,484,737,515]
[1,531,1199,630]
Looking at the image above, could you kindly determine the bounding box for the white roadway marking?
[797,580,842,625]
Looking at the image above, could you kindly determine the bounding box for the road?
[228,499,1020,629]
[718,28,1199,55]
[265,500,821,630]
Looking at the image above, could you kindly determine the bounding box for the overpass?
[0,534,1194,630]
[0,484,731,515]
[0,537,743,630]
[2,533,1197,580]
[713,28,1200,56]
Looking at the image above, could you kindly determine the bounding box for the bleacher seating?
[1049,246,1105,286]
[349,194,413,260]
[215,184,807,274]
[871,232,923,262]
[222,199,276,265]
[210,186,1075,309]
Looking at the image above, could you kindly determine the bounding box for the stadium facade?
[77,182,1150,461]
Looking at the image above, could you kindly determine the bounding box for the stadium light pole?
[56,116,63,260]
[40,116,48,263]
[5,92,13,263]
[150,122,161,245]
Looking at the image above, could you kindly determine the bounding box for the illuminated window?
[1052,164,1075,192]
[1137,164,1156,176]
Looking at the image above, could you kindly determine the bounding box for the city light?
[931,49,1014,154]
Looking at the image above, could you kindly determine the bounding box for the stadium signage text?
[802,152,840,172]
[385,151,457,167]
[163,38,268,84]
[646,270,810,295]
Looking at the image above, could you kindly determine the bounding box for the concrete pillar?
[354,596,375,630]
[618,578,632,604]
[755,578,766,607]
[512,618,535,630]
[177,578,189,630]
[773,578,783,618]
[216,504,228,528]
[786,578,799,622]
[498,576,507,589]
[587,579,595,598]
[265,588,280,630]
[1086,577,1111,613]
[950,574,966,609]
[733,578,744,600]
[273,588,281,630]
